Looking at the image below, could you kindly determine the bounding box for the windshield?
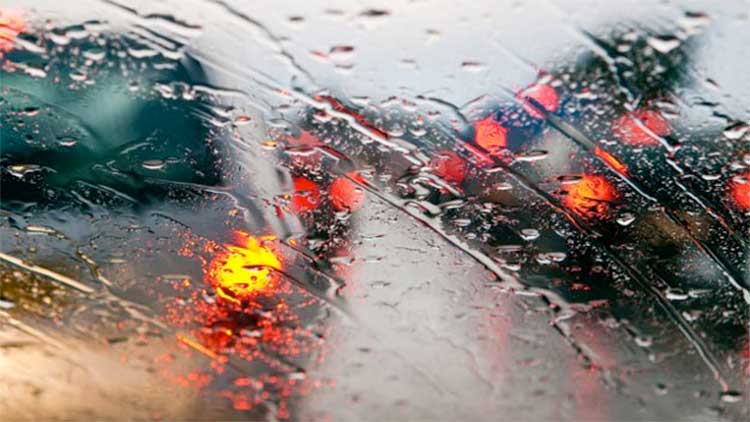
[1,1,748,421]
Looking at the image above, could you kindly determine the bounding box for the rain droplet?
[655,383,669,395]
[56,136,78,147]
[495,182,513,191]
[142,160,166,170]
[688,289,711,298]
[682,310,702,322]
[235,115,252,125]
[515,150,549,162]
[720,391,742,403]
[7,164,41,177]
[23,107,40,116]
[679,11,711,34]
[83,47,106,62]
[520,228,540,241]
[359,9,390,18]
[127,47,159,59]
[647,35,681,54]
[70,71,87,82]
[48,30,71,46]
[25,225,57,235]
[453,218,472,227]
[665,288,688,301]
[329,45,355,56]
[635,335,653,347]
[558,175,584,185]
[723,122,748,140]
[461,61,486,72]
[547,252,566,262]
[497,244,524,253]
[616,212,636,226]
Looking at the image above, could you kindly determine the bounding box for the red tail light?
[474,116,508,153]
[612,109,670,146]
[562,174,618,220]
[290,176,322,213]
[729,172,750,211]
[330,172,366,212]
[430,150,467,184]
[0,9,26,58]
[518,82,559,119]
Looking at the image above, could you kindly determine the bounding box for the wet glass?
[1,1,748,420]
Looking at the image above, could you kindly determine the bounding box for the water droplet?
[56,137,78,147]
[616,212,636,226]
[635,335,653,347]
[48,29,71,46]
[515,150,549,162]
[127,47,158,59]
[682,310,702,322]
[23,107,39,116]
[359,9,390,18]
[558,175,584,185]
[688,289,711,298]
[329,45,354,56]
[520,228,540,241]
[547,252,566,262]
[235,115,252,125]
[453,218,472,227]
[720,391,742,403]
[142,160,166,170]
[647,35,681,54]
[461,61,486,72]
[723,122,748,140]
[679,11,711,34]
[70,71,87,82]
[495,182,513,191]
[25,225,57,235]
[665,288,688,301]
[655,383,669,395]
[83,47,106,62]
[7,164,41,177]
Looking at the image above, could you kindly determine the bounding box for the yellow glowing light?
[207,231,282,303]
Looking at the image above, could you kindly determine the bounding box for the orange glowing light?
[430,150,467,184]
[562,174,618,219]
[518,83,559,119]
[0,9,26,57]
[593,146,629,176]
[729,172,750,211]
[330,172,366,212]
[612,109,670,146]
[206,231,282,303]
[290,176,321,213]
[474,116,508,152]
